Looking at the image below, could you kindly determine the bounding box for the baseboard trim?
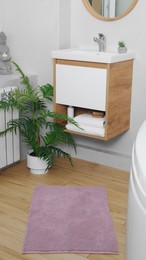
[74,143,131,172]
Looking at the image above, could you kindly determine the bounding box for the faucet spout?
[93,33,106,52]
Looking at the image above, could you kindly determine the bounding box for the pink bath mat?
[23,186,118,254]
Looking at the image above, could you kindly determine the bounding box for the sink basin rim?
[51,48,135,63]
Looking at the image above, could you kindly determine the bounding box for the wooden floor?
[0,158,129,260]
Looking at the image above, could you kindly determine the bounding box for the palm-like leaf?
[40,84,53,101]
[42,122,76,151]
[12,61,33,91]
[0,62,78,169]
[35,146,73,168]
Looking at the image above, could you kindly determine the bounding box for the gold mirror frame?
[82,0,138,21]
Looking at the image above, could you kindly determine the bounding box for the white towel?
[74,113,105,128]
[66,123,105,137]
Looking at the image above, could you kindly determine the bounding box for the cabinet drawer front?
[56,64,107,111]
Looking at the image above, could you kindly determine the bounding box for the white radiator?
[0,87,20,169]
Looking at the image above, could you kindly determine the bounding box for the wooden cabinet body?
[53,59,134,141]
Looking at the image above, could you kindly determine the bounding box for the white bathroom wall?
[0,0,60,85]
[0,0,72,83]
[59,0,71,49]
[0,0,145,170]
[69,0,146,170]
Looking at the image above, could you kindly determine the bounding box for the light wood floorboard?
[0,158,129,260]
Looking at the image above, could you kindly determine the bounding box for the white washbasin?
[51,48,135,64]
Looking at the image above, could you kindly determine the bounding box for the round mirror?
[82,0,138,21]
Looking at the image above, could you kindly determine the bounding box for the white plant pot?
[118,47,127,54]
[27,150,49,174]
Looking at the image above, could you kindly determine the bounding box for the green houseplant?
[118,41,127,53]
[0,62,78,173]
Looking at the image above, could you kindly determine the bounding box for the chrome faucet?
[93,33,106,52]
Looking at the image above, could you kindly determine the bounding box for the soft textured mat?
[23,186,118,254]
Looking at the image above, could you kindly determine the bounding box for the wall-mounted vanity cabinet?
[51,49,135,141]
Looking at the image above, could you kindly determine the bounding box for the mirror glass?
[83,0,138,21]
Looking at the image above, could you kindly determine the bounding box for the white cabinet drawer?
[56,64,107,111]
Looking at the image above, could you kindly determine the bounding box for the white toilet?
[126,120,146,260]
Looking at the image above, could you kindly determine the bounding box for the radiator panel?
[0,107,7,168]
[0,87,20,169]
